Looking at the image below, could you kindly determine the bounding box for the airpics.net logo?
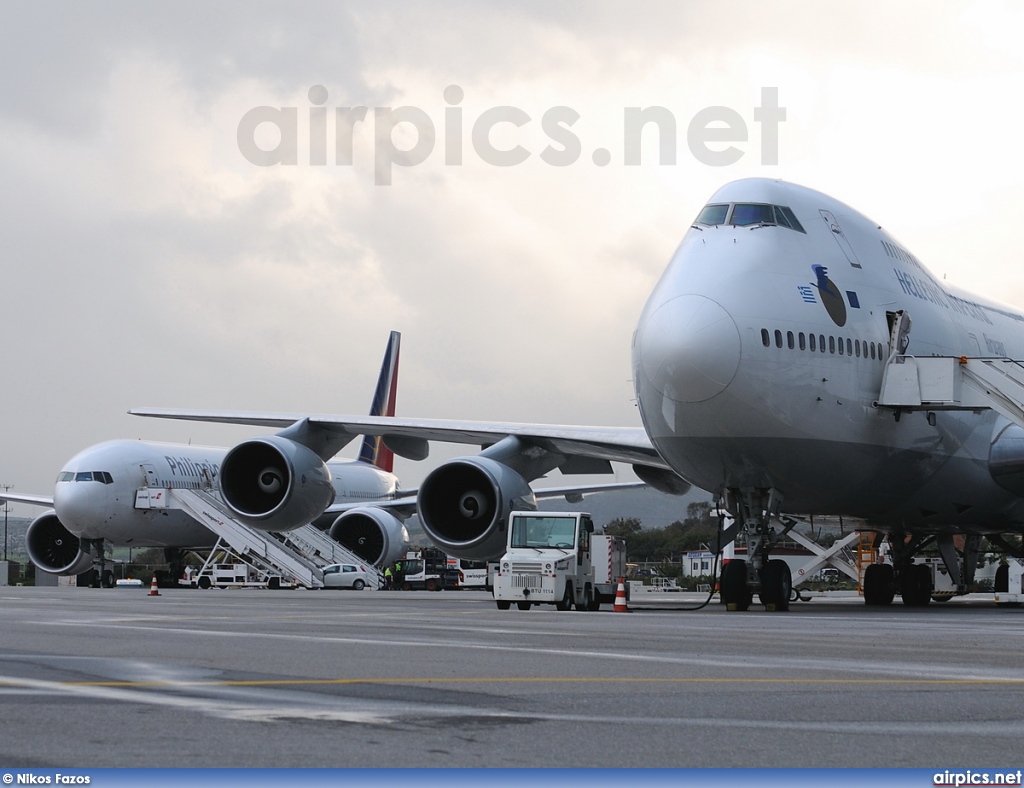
[236,85,786,185]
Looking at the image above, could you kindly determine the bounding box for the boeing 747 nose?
[636,294,741,404]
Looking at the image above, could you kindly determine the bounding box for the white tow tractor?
[493,511,626,611]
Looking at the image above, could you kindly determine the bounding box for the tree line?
[602,501,719,563]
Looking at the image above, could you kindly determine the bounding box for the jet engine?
[989,422,1024,497]
[219,436,335,531]
[417,457,536,561]
[26,511,94,575]
[328,508,410,568]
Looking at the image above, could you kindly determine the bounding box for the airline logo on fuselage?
[164,456,220,479]
[810,264,847,327]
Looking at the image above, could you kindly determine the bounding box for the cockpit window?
[65,471,114,484]
[777,206,805,232]
[730,203,775,226]
[693,202,806,233]
[695,204,729,226]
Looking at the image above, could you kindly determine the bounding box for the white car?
[322,563,372,590]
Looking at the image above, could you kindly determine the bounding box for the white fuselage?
[632,178,1024,534]
[53,439,398,547]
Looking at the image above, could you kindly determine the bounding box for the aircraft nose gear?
[716,488,793,612]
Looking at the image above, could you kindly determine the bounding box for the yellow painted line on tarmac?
[8,676,1024,689]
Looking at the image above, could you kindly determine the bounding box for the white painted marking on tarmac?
[4,670,1024,738]
[32,619,1024,682]
[0,671,402,724]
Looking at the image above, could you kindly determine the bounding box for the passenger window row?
[760,328,887,361]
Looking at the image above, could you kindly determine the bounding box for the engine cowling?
[417,456,536,561]
[328,508,409,568]
[219,436,335,531]
[989,422,1024,497]
[26,511,94,575]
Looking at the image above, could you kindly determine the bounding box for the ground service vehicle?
[454,557,489,589]
[995,558,1024,605]
[494,511,620,611]
[399,548,458,590]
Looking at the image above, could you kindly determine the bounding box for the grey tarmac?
[1,587,1022,768]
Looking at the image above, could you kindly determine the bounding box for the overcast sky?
[2,1,1023,513]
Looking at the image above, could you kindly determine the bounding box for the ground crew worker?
[384,566,393,590]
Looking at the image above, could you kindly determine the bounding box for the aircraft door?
[886,310,912,357]
[141,463,159,488]
[819,209,861,269]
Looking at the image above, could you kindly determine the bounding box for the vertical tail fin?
[358,331,401,472]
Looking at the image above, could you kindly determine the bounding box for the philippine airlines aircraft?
[1,334,411,584]
[1,331,640,584]
[130,178,1024,610]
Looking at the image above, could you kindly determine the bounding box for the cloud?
[1,1,1023,506]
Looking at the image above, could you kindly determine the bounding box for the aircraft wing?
[530,480,649,501]
[323,495,418,518]
[129,409,667,469]
[321,480,649,518]
[0,492,53,507]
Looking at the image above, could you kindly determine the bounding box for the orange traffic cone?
[148,575,161,596]
[613,577,628,612]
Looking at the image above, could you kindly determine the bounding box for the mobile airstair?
[877,355,1024,429]
[137,485,382,589]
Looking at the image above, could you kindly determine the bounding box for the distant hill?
[1,516,31,557]
[537,485,713,529]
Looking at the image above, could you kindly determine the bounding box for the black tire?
[268,577,280,590]
[587,595,601,612]
[720,559,751,611]
[352,579,365,591]
[900,563,932,607]
[576,584,593,612]
[496,600,511,610]
[516,601,531,610]
[555,583,573,611]
[425,578,438,592]
[102,570,116,589]
[198,576,212,590]
[863,563,895,606]
[759,559,791,612]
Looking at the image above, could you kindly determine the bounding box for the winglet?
[358,331,401,472]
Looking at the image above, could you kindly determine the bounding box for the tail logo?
[358,331,401,472]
